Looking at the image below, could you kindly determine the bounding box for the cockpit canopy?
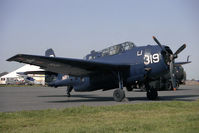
[84,41,136,60]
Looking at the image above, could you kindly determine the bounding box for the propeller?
[152,36,186,91]
[152,36,166,52]
[174,44,186,56]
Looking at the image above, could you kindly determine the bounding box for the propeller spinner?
[152,36,186,91]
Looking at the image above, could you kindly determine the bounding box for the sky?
[0,0,199,80]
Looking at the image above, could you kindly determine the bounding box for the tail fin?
[44,48,64,84]
[45,48,56,57]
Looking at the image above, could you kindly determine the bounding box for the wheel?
[66,86,73,97]
[147,88,158,100]
[113,89,125,102]
[126,84,133,91]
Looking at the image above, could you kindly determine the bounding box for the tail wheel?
[66,86,73,97]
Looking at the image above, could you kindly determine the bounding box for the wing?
[174,61,191,66]
[7,54,130,76]
[175,55,191,66]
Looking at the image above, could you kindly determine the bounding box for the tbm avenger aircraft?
[46,49,189,92]
[7,36,189,102]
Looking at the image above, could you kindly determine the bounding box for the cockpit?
[84,41,136,60]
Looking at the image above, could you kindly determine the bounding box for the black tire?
[113,89,125,102]
[147,88,158,100]
[66,86,73,97]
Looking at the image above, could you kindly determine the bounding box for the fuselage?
[50,44,170,92]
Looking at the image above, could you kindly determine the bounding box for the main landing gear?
[144,68,158,100]
[146,84,158,100]
[113,72,126,102]
[113,89,125,102]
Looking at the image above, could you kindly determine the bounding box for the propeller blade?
[174,44,186,55]
[169,61,177,91]
[152,36,165,51]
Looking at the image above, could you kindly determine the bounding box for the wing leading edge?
[7,54,130,76]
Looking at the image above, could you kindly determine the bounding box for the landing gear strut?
[113,72,126,102]
[66,86,73,97]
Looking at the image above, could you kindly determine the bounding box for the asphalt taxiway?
[0,85,199,112]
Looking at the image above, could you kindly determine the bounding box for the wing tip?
[6,54,23,61]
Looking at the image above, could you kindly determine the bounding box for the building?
[0,64,45,85]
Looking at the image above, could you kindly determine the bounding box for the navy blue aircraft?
[7,36,190,102]
[44,49,189,92]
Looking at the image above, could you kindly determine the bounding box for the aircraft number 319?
[144,53,160,65]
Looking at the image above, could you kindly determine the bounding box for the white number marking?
[144,53,160,65]
[153,54,160,63]
[144,55,150,65]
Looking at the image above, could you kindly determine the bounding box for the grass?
[0,100,199,133]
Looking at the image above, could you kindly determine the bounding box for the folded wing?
[7,54,130,76]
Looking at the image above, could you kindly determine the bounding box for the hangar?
[0,64,45,85]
